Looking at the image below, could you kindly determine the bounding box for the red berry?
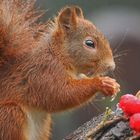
[130,113,140,134]
[119,94,140,116]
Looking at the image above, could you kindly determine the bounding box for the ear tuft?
[57,6,83,30]
[58,7,73,29]
[74,6,84,18]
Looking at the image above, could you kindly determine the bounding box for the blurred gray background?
[36,0,140,139]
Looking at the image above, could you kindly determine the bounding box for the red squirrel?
[0,0,120,140]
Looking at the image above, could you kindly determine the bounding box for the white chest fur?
[25,110,48,140]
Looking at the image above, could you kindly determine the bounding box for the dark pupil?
[85,40,95,48]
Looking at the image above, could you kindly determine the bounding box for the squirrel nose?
[105,61,116,72]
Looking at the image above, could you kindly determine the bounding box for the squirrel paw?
[95,76,120,96]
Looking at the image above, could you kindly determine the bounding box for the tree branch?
[63,108,140,140]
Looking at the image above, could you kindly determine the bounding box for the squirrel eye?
[84,40,95,49]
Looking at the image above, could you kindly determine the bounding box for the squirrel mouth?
[78,70,108,79]
[76,65,109,79]
[86,71,94,77]
[77,71,106,79]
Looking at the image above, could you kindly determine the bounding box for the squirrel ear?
[74,6,84,18]
[57,7,78,30]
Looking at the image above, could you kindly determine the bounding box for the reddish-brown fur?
[0,0,120,140]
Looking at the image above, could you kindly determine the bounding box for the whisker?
[114,53,127,59]
[113,51,127,82]
[115,58,125,63]
[113,69,122,82]
[114,49,129,55]
[114,49,129,58]
[115,62,124,67]
[113,29,128,54]
[115,58,125,68]
[115,66,125,79]
[116,49,130,54]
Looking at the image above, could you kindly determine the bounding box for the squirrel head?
[55,6,115,77]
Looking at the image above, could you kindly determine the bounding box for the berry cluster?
[119,93,140,134]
